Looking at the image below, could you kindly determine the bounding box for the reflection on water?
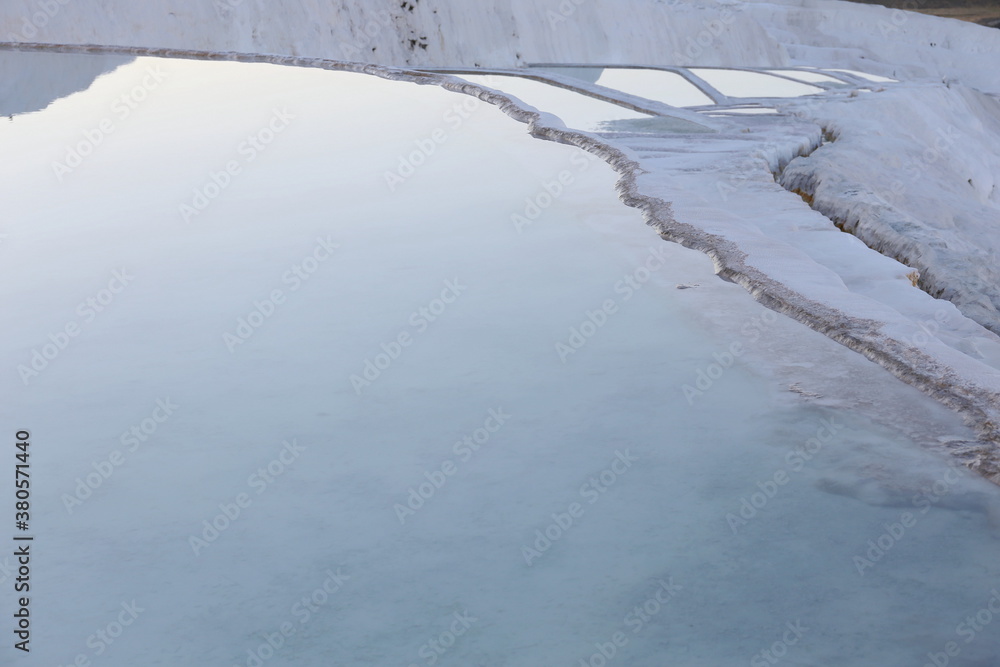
[0,49,134,117]
[535,65,603,86]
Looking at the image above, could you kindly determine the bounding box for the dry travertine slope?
[1,0,786,68]
[2,0,1000,89]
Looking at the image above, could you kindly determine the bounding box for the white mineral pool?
[2,52,998,667]
[690,68,826,98]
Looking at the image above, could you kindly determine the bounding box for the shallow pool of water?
[2,51,997,667]
[536,66,716,108]
[690,68,826,98]
[826,68,899,83]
